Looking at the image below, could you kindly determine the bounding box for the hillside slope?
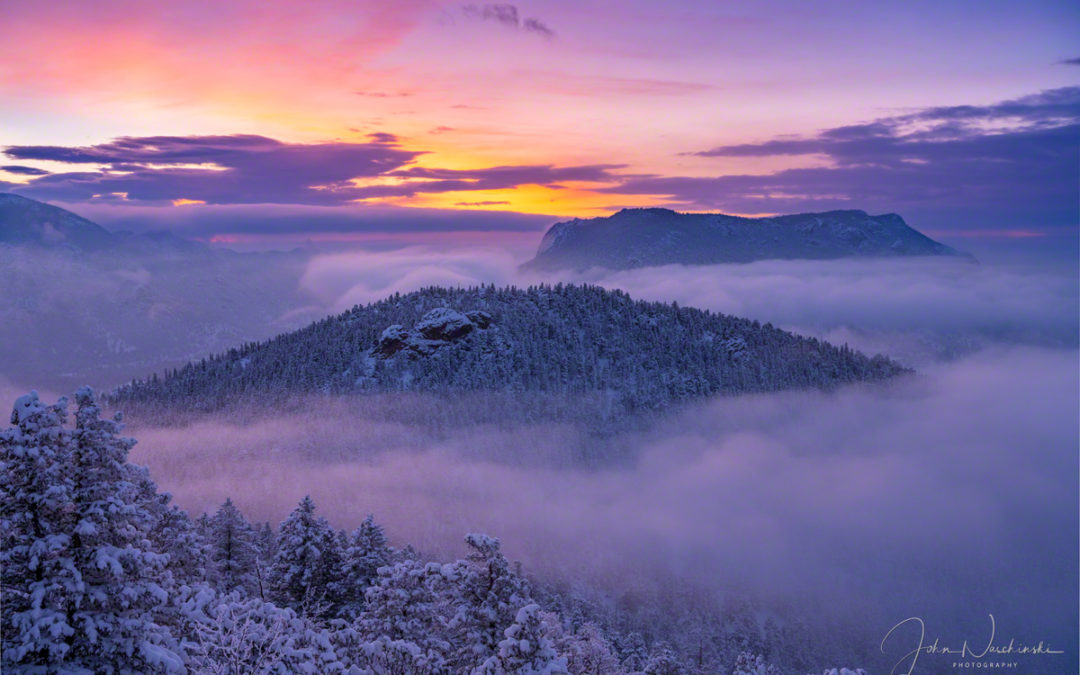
[112,284,908,417]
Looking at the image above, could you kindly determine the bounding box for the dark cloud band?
[3,135,622,207]
[617,87,1080,231]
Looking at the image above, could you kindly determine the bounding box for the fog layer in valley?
[115,247,1079,672]
[4,234,1076,670]
[4,233,1075,389]
[0,244,323,391]
[128,345,1077,670]
[301,247,1078,365]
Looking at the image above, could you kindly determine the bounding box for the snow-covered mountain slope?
[1,192,218,256]
[522,207,970,271]
[112,284,908,416]
[1,192,119,250]
[0,195,319,391]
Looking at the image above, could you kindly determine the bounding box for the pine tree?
[476,604,569,674]
[338,514,392,617]
[732,652,781,675]
[179,590,346,674]
[1,392,77,666]
[542,614,621,675]
[135,472,211,587]
[268,495,344,616]
[207,498,260,596]
[643,642,685,675]
[444,533,532,671]
[0,389,186,672]
[360,558,447,643]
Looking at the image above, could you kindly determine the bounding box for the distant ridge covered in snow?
[0,194,317,390]
[0,193,206,255]
[522,207,969,271]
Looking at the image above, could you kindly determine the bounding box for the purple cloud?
[5,135,421,205]
[692,87,1080,162]
[2,165,50,176]
[3,135,623,206]
[613,87,1080,232]
[522,17,555,37]
[460,4,556,37]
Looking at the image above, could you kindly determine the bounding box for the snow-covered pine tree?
[617,632,649,673]
[338,514,392,618]
[177,585,348,674]
[252,520,276,601]
[444,533,532,671]
[732,651,781,675]
[1,392,77,667]
[642,641,685,675]
[476,604,569,674]
[268,495,344,617]
[255,521,276,560]
[0,389,185,673]
[357,557,452,660]
[207,497,260,597]
[543,615,621,675]
[333,630,448,674]
[134,471,211,587]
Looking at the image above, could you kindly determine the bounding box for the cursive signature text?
[881,614,1064,675]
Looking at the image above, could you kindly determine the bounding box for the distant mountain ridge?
[523,207,968,271]
[1,192,116,249]
[112,284,908,420]
[0,193,205,255]
[0,194,318,391]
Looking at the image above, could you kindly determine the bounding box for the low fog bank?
[127,345,1079,669]
[5,236,1076,668]
[5,237,1075,391]
[303,249,1079,367]
[557,257,1079,366]
[0,245,323,392]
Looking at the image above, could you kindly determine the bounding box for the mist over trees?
[0,193,322,393]
[1,389,868,674]
[112,284,905,421]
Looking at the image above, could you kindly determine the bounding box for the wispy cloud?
[605,87,1080,231]
[460,4,556,37]
[2,165,50,176]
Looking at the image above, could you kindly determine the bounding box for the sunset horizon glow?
[1,0,1077,246]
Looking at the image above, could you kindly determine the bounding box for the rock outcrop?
[374,308,493,358]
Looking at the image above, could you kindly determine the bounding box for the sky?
[1,0,1078,247]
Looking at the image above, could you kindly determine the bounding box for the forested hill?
[111,284,907,415]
